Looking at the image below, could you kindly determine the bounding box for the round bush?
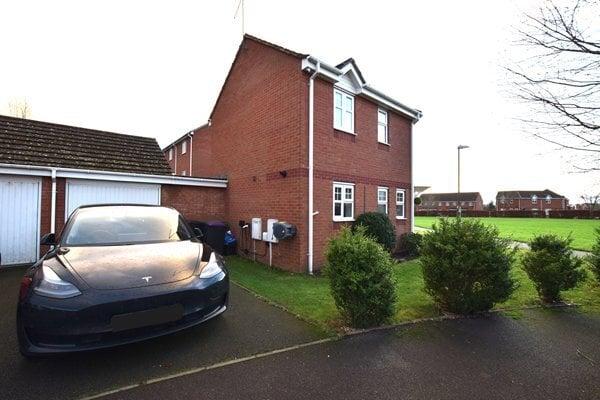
[352,212,396,252]
[522,235,585,303]
[589,228,600,283]
[398,232,422,258]
[420,218,516,314]
[325,226,396,328]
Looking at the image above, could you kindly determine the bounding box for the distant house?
[496,190,568,211]
[417,192,483,212]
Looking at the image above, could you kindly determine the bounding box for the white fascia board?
[0,163,227,188]
[301,56,422,122]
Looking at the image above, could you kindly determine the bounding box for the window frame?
[168,148,173,161]
[377,186,388,215]
[396,189,406,219]
[181,141,187,155]
[333,182,355,222]
[531,195,538,204]
[377,109,389,144]
[333,88,355,134]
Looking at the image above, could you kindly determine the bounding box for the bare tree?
[581,193,600,216]
[7,98,31,118]
[509,0,600,172]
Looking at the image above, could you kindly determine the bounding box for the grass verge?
[227,255,600,331]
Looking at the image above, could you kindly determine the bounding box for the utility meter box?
[251,218,262,240]
[266,218,279,243]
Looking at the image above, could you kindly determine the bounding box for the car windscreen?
[62,206,193,246]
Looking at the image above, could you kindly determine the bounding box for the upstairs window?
[531,195,538,204]
[377,187,388,214]
[181,141,187,154]
[334,89,354,133]
[333,182,354,221]
[396,189,406,218]
[377,109,388,144]
[546,195,551,204]
[168,148,173,161]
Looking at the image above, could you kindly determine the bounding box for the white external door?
[65,179,161,219]
[0,176,41,266]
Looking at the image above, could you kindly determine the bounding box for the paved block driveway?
[0,266,322,400]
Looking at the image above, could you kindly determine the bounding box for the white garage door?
[0,176,41,266]
[66,180,161,219]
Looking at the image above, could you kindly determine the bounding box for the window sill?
[333,218,355,223]
[395,217,407,220]
[378,141,390,146]
[333,127,356,136]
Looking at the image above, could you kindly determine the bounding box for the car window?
[62,206,192,246]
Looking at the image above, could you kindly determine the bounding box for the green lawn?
[415,216,599,251]
[227,255,600,333]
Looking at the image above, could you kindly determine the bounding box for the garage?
[0,114,227,267]
[0,176,41,266]
[65,179,161,219]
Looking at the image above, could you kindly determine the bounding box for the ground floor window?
[396,189,405,219]
[377,187,388,214]
[333,182,354,221]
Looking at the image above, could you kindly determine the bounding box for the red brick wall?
[161,185,226,221]
[186,38,308,271]
[311,79,413,267]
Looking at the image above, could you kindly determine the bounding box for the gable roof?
[0,115,172,175]
[165,34,422,149]
[496,190,565,199]
[420,192,482,202]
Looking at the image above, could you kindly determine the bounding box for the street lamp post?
[457,145,470,217]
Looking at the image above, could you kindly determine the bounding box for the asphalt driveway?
[104,308,600,400]
[0,265,323,400]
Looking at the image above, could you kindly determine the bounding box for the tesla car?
[17,204,229,357]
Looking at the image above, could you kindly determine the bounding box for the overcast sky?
[1,0,597,204]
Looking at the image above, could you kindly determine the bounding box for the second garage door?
[66,180,161,219]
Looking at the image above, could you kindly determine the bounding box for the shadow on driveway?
[0,265,323,400]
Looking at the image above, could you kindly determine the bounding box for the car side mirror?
[193,227,204,240]
[40,233,56,246]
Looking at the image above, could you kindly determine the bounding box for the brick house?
[0,115,226,266]
[496,190,568,211]
[162,35,421,273]
[417,192,484,212]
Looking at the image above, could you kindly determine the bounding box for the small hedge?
[522,235,585,303]
[420,218,516,314]
[589,228,600,283]
[398,232,422,258]
[325,226,396,328]
[352,212,396,252]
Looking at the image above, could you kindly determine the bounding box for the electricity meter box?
[251,218,262,240]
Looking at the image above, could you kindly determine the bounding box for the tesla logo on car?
[142,276,152,283]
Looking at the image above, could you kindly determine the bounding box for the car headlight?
[199,252,223,279]
[34,266,82,299]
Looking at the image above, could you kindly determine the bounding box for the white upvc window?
[333,88,354,133]
[181,141,187,154]
[333,182,354,221]
[181,170,187,176]
[168,148,173,161]
[396,189,406,219]
[546,195,551,204]
[377,187,388,214]
[531,195,537,204]
[377,109,388,144]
